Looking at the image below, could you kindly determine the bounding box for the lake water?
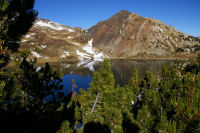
[51,59,179,94]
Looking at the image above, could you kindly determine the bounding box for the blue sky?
[34,0,200,37]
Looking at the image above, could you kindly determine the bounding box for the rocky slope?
[88,10,200,58]
[20,18,107,70]
[20,10,200,63]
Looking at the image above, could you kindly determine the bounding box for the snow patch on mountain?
[76,50,90,60]
[35,20,74,32]
[75,39,107,71]
[94,53,104,62]
[68,36,74,39]
[77,60,86,67]
[67,29,75,32]
[41,45,47,48]
[65,64,70,68]
[35,21,65,30]
[82,39,95,55]
[31,51,41,58]
[30,33,36,36]
[82,39,106,60]
[158,26,163,32]
[60,51,70,58]
[74,42,80,46]
[25,35,31,38]
[84,61,95,71]
[153,25,163,32]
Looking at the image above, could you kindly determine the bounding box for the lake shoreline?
[7,56,192,67]
[6,59,185,87]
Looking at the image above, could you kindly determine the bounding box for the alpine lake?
[42,59,183,95]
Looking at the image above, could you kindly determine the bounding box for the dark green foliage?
[1,0,37,52]
[59,58,200,133]
[184,56,200,74]
[0,1,75,132]
[0,0,37,68]
[0,0,37,108]
[70,59,134,133]
[0,56,77,133]
[122,113,139,133]
[176,47,185,52]
[12,56,63,110]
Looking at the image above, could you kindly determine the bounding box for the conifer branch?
[90,92,100,114]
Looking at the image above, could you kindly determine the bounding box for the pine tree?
[0,0,37,68]
[0,1,70,132]
[11,56,63,110]
[171,72,200,132]
[73,59,134,133]
[58,57,200,132]
[0,0,37,110]
[77,59,115,127]
[0,0,10,104]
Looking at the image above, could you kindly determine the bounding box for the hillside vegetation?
[58,58,200,133]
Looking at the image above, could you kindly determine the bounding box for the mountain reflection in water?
[56,59,179,94]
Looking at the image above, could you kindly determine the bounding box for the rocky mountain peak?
[88,10,200,58]
[114,9,131,17]
[119,9,130,13]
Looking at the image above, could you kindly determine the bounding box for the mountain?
[20,18,107,71]
[88,10,200,58]
[20,10,200,63]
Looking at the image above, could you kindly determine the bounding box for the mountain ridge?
[19,10,200,63]
[88,10,200,58]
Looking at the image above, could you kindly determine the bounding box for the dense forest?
[0,0,199,133]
